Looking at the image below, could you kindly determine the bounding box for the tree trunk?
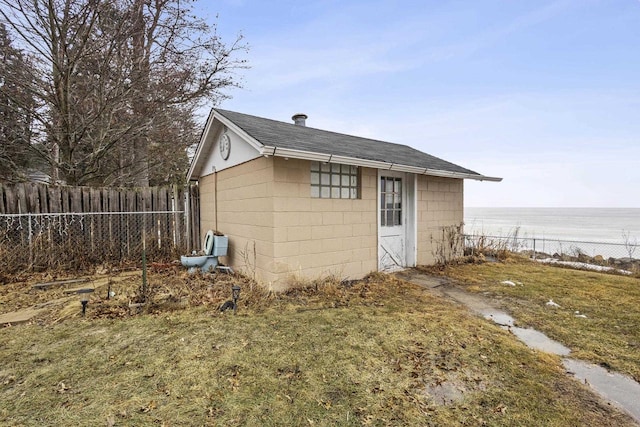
[131,0,149,187]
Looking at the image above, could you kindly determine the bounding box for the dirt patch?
[423,370,487,406]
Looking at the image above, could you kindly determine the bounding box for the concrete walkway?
[398,270,640,425]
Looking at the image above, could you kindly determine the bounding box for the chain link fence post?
[27,213,33,271]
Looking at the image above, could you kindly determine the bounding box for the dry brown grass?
[0,268,636,426]
[423,258,640,383]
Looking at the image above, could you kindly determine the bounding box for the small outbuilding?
[187,109,500,290]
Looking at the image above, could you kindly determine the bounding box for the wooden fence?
[0,182,200,275]
[0,182,196,216]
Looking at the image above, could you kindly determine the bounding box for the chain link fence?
[0,211,189,275]
[464,234,640,271]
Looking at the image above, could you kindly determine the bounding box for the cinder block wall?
[269,158,378,290]
[416,176,464,265]
[199,157,276,283]
[199,157,463,289]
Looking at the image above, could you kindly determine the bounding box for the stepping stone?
[0,308,45,325]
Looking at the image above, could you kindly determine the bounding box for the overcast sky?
[200,0,640,208]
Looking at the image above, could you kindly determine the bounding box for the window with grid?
[310,162,359,199]
[380,176,402,226]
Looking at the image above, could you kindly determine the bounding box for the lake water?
[464,208,640,243]
[464,208,640,259]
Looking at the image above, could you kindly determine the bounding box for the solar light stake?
[232,286,241,315]
[77,288,94,317]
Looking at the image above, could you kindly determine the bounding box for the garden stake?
[142,249,148,302]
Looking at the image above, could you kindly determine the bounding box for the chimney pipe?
[292,113,308,126]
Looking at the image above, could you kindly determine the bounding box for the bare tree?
[0,0,247,186]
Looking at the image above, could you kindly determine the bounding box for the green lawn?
[0,271,634,426]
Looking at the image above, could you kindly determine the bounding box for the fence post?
[28,213,33,270]
[533,238,536,260]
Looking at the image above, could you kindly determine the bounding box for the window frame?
[380,176,402,226]
[310,162,360,199]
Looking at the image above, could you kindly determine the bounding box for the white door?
[378,172,406,271]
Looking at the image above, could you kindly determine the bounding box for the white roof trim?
[215,113,264,152]
[187,110,215,181]
[187,110,264,181]
[260,145,502,182]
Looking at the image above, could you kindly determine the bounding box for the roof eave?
[260,146,502,181]
[187,109,265,181]
[186,109,216,182]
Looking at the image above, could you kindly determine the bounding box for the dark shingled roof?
[215,109,481,176]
